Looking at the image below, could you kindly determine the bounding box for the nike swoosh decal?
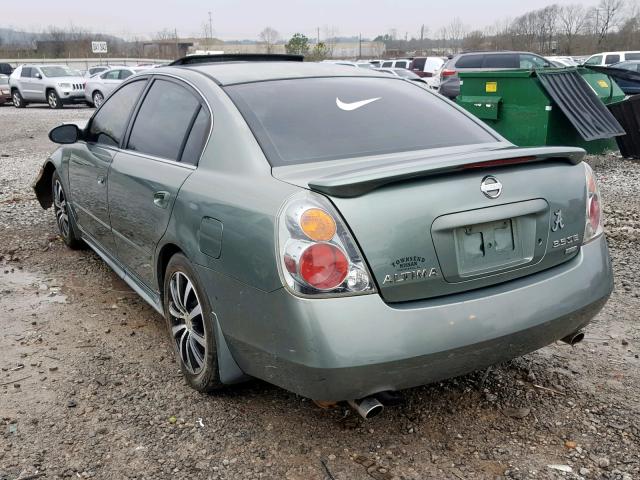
[336,96,381,111]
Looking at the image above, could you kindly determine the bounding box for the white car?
[84,67,148,107]
[379,59,412,69]
[9,64,86,108]
[583,51,640,66]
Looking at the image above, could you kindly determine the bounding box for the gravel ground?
[0,105,639,480]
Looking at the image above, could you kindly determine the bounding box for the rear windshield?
[226,77,495,166]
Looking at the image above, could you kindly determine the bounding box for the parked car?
[321,60,373,69]
[85,66,110,78]
[545,56,579,67]
[0,63,13,75]
[439,51,552,99]
[9,64,86,108]
[409,56,446,79]
[0,74,11,105]
[34,56,612,417]
[375,67,431,88]
[608,60,640,72]
[379,58,412,69]
[583,51,640,66]
[592,61,640,94]
[85,67,149,107]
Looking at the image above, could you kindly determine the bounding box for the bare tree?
[559,4,589,53]
[594,0,626,45]
[154,29,174,41]
[444,17,466,53]
[259,27,279,53]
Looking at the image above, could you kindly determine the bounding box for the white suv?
[9,64,86,109]
[583,51,640,66]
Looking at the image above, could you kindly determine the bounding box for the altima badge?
[480,176,502,199]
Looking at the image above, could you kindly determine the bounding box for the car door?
[19,67,35,99]
[108,76,211,289]
[100,69,122,96]
[30,67,47,101]
[67,79,147,255]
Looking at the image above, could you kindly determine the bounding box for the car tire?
[92,91,104,108]
[163,253,224,392]
[47,90,63,109]
[12,90,26,108]
[51,171,84,249]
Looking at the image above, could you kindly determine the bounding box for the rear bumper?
[202,236,613,401]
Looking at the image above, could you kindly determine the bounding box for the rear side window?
[382,61,393,67]
[127,79,203,162]
[87,80,146,147]
[605,54,621,64]
[483,54,519,68]
[226,77,496,166]
[119,70,133,80]
[21,67,32,78]
[455,54,484,68]
[412,58,426,70]
[395,60,408,68]
[626,53,640,60]
[180,107,211,165]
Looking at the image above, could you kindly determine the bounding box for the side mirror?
[34,72,42,79]
[49,124,81,144]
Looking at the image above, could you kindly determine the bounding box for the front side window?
[119,70,133,80]
[382,61,393,67]
[227,77,496,166]
[20,67,32,78]
[585,55,602,65]
[519,54,548,69]
[87,80,146,147]
[127,79,202,162]
[102,70,120,80]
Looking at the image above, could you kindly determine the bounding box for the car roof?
[175,61,391,86]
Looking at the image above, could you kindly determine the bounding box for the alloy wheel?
[93,92,104,108]
[12,92,20,107]
[168,271,206,374]
[48,92,58,108]
[53,179,70,238]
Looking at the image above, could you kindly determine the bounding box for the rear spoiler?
[307,147,585,198]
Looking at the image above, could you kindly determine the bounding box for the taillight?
[277,191,375,297]
[441,69,457,77]
[583,162,604,244]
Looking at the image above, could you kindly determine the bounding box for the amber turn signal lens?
[299,208,337,241]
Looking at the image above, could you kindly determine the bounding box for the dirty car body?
[34,58,613,402]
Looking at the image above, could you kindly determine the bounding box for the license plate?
[455,218,525,276]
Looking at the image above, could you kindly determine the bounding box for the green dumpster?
[457,67,625,154]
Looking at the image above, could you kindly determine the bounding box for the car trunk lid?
[273,146,588,302]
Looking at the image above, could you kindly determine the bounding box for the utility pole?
[358,33,362,60]
[420,24,424,55]
[174,28,179,59]
[317,27,320,45]
[208,11,213,49]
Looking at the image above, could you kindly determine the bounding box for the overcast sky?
[4,0,595,40]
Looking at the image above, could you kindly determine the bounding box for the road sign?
[91,41,108,54]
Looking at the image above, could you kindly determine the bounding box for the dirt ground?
[0,105,639,480]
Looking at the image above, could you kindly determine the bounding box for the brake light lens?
[277,191,375,297]
[583,163,604,244]
[441,69,457,77]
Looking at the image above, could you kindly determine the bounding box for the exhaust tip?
[348,397,384,419]
[561,331,585,346]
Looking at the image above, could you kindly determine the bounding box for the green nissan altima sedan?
[34,55,612,418]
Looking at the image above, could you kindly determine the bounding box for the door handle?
[153,191,170,209]
[97,175,105,185]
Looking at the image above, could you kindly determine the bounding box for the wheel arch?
[33,161,57,209]
[156,242,184,298]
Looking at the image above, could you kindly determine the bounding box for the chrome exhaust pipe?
[348,396,384,419]
[560,330,585,346]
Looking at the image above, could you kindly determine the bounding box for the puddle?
[0,268,67,304]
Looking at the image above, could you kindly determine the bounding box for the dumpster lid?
[536,69,625,141]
